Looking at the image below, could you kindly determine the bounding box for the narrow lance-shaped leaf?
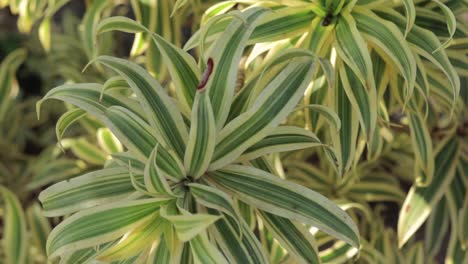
[210,57,316,170]
[161,207,221,242]
[209,165,360,248]
[376,9,459,103]
[97,128,123,154]
[56,108,87,144]
[151,33,200,109]
[339,62,377,142]
[398,136,459,247]
[408,111,434,186]
[259,211,320,264]
[46,198,170,259]
[204,7,268,130]
[39,167,142,217]
[188,182,241,235]
[432,0,456,51]
[190,233,229,264]
[96,16,147,35]
[96,56,189,158]
[208,208,269,264]
[353,8,416,103]
[97,214,164,262]
[335,10,376,105]
[105,106,185,180]
[238,126,323,162]
[144,145,175,195]
[37,83,143,121]
[0,186,27,264]
[184,90,216,178]
[329,65,359,176]
[80,0,109,60]
[401,0,416,37]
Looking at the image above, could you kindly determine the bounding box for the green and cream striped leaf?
[398,136,459,247]
[329,66,359,176]
[185,6,315,51]
[0,186,27,264]
[204,7,268,129]
[209,165,360,248]
[144,145,175,196]
[112,152,145,174]
[105,106,185,180]
[151,33,200,109]
[80,0,110,60]
[335,10,375,106]
[210,57,316,170]
[55,108,87,144]
[188,183,241,234]
[96,56,188,158]
[97,214,163,262]
[377,9,460,102]
[37,83,143,121]
[238,126,323,162]
[39,167,141,217]
[96,16,147,35]
[401,0,416,37]
[353,8,416,102]
[184,90,216,178]
[431,0,456,51]
[97,128,123,154]
[147,236,171,264]
[259,211,320,264]
[339,62,377,141]
[208,208,269,264]
[161,209,221,242]
[459,195,468,250]
[408,111,434,186]
[190,233,229,264]
[101,76,131,101]
[26,203,51,258]
[46,198,170,259]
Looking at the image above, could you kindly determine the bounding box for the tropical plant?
[35,8,365,263]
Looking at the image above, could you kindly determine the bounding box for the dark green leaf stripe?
[260,211,320,264]
[210,165,360,248]
[97,56,188,158]
[39,167,141,216]
[47,198,169,258]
